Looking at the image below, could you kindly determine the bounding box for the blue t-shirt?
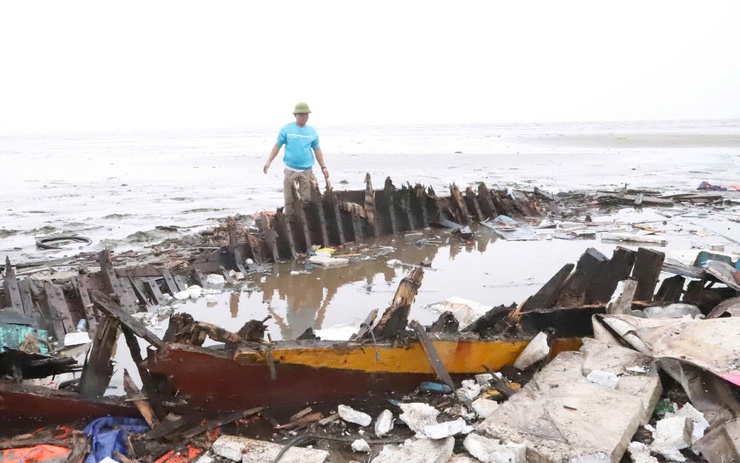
[275,122,320,170]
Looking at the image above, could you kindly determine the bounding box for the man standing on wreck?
[263,102,329,215]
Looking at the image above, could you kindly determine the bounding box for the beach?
[1,119,740,349]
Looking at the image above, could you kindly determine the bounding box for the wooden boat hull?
[148,337,582,412]
[0,382,135,427]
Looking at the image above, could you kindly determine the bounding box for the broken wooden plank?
[411,320,455,392]
[226,216,249,272]
[364,173,379,238]
[42,281,75,335]
[98,249,138,313]
[477,183,498,219]
[143,278,165,306]
[123,369,159,428]
[160,269,181,296]
[655,275,686,302]
[449,183,471,225]
[17,279,35,319]
[322,180,346,246]
[397,184,415,231]
[128,277,151,307]
[465,186,485,222]
[705,261,740,291]
[258,212,280,262]
[555,248,610,307]
[631,248,665,301]
[3,257,23,312]
[90,290,164,348]
[411,183,429,228]
[521,263,575,311]
[79,315,119,398]
[72,276,98,334]
[273,212,297,259]
[590,247,637,304]
[662,258,705,279]
[306,181,330,247]
[121,327,166,420]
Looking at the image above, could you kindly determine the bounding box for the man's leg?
[296,170,318,205]
[283,169,297,215]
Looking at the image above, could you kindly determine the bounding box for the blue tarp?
[83,416,149,463]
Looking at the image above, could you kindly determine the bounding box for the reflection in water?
[259,232,455,340]
[229,292,240,318]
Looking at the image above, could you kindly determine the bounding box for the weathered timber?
[273,212,297,259]
[655,275,686,302]
[99,249,138,313]
[662,258,705,279]
[257,212,280,262]
[3,257,23,312]
[73,275,98,333]
[226,216,248,273]
[411,320,455,392]
[323,180,346,246]
[477,183,498,219]
[521,263,575,311]
[425,186,445,225]
[42,281,75,335]
[123,369,159,428]
[306,180,330,247]
[376,177,398,235]
[397,184,415,231]
[465,186,485,222]
[589,247,637,303]
[449,184,471,225]
[160,269,180,295]
[371,267,424,339]
[631,248,665,301]
[683,280,737,314]
[555,248,610,307]
[37,281,69,341]
[90,290,164,349]
[364,173,379,238]
[143,278,166,306]
[128,277,151,307]
[705,261,740,291]
[411,184,429,228]
[121,327,166,420]
[79,315,119,398]
[17,279,36,321]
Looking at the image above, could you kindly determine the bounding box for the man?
[263,102,329,215]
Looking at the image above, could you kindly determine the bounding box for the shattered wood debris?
[1,178,739,462]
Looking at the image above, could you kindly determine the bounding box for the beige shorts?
[283,168,317,214]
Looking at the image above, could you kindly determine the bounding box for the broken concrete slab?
[370,436,454,463]
[477,342,662,462]
[694,418,740,463]
[211,435,329,463]
[593,315,740,386]
[462,433,526,463]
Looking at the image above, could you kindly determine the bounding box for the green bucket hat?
[293,102,312,114]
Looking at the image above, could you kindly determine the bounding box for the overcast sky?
[1,1,738,135]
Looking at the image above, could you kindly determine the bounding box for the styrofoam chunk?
[472,397,499,419]
[352,439,371,452]
[212,435,328,463]
[398,403,440,435]
[338,404,372,426]
[375,409,394,437]
[513,331,550,370]
[423,418,473,439]
[627,442,659,463]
